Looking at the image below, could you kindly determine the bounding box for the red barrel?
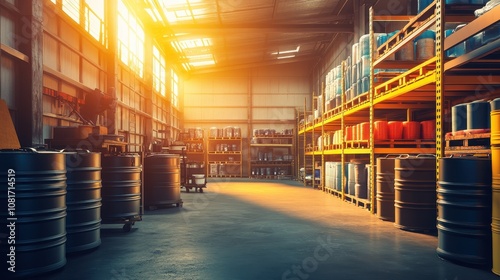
[351,124,360,141]
[360,122,370,141]
[388,121,403,139]
[345,126,353,141]
[420,120,435,139]
[403,121,421,139]
[374,121,389,140]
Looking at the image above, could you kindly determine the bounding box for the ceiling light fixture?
[277,55,296,60]
[271,45,300,55]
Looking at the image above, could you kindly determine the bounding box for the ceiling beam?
[188,55,318,75]
[153,23,353,36]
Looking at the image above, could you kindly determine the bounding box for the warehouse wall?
[183,62,312,176]
[0,0,183,151]
[183,62,311,137]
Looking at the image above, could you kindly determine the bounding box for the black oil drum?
[64,151,101,253]
[394,155,437,232]
[437,157,492,267]
[467,100,490,130]
[101,154,141,220]
[376,156,397,221]
[144,154,181,208]
[0,149,67,278]
[452,103,467,133]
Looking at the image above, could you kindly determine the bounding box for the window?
[152,46,166,97]
[59,0,105,44]
[171,69,179,108]
[117,0,145,77]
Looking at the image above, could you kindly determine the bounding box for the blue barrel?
[483,23,500,45]
[376,33,387,47]
[347,163,356,195]
[359,34,371,57]
[361,55,370,78]
[453,24,467,57]
[445,0,469,3]
[334,162,342,191]
[351,63,358,85]
[467,100,490,130]
[437,157,492,267]
[452,103,468,132]
[0,150,67,278]
[445,29,454,57]
[361,77,370,94]
[352,82,358,97]
[418,0,433,13]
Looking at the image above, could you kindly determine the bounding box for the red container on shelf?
[374,121,389,140]
[360,122,370,141]
[345,126,353,141]
[420,120,435,139]
[353,126,358,141]
[388,121,403,139]
[403,121,421,139]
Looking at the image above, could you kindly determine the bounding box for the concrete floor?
[30,179,497,280]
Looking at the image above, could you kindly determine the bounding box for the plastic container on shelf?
[384,30,399,61]
[396,42,414,60]
[445,0,469,4]
[357,80,362,97]
[345,65,352,90]
[352,43,359,65]
[352,82,358,97]
[420,120,436,139]
[415,30,436,60]
[334,78,342,95]
[444,29,455,57]
[361,77,370,94]
[402,121,421,139]
[374,121,389,140]
[377,33,388,47]
[466,32,484,52]
[418,0,434,13]
[361,55,370,78]
[359,122,370,141]
[351,63,358,85]
[388,121,403,139]
[359,34,371,57]
[453,24,467,56]
[334,65,342,80]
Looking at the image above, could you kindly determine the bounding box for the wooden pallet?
[344,92,369,110]
[374,139,435,148]
[345,140,369,149]
[445,132,491,155]
[344,194,371,210]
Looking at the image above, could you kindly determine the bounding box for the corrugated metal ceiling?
[133,0,354,75]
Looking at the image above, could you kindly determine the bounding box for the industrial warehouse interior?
[1,0,500,279]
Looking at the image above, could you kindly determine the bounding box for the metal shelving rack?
[298,0,500,214]
[436,1,500,172]
[249,133,295,180]
[206,137,242,177]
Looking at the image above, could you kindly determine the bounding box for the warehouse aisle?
[35,179,495,280]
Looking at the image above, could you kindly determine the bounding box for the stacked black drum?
[0,150,68,278]
[437,157,492,267]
